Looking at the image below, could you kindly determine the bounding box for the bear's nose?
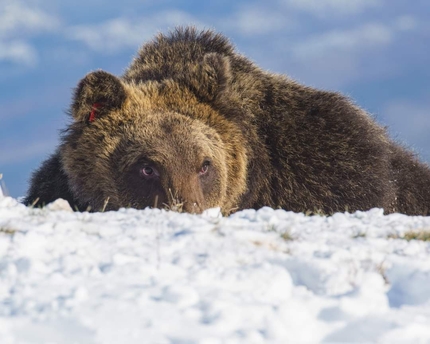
[170,175,206,214]
[182,200,204,214]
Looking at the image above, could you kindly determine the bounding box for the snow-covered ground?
[1,195,430,344]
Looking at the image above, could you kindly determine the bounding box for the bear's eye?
[199,160,210,175]
[140,166,159,179]
[143,167,153,175]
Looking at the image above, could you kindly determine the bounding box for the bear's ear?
[71,70,127,123]
[187,53,232,102]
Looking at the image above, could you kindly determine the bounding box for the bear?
[24,26,430,216]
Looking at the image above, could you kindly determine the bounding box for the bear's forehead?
[111,133,218,172]
[124,79,199,108]
[105,112,222,157]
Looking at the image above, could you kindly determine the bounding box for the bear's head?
[60,53,248,214]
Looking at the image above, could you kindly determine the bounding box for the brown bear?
[24,27,430,215]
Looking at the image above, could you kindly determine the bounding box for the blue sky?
[1,0,429,198]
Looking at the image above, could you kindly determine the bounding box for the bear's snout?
[169,175,206,214]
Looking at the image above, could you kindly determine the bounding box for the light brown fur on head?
[61,71,247,214]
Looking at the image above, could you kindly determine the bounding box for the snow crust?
[1,196,430,343]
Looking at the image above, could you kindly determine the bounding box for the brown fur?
[24,27,430,215]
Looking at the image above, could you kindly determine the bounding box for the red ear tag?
[89,103,102,122]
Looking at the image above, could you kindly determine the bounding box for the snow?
[1,195,430,343]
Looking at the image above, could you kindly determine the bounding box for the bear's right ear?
[71,70,127,123]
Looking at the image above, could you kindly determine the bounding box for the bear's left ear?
[186,53,232,102]
[71,70,127,123]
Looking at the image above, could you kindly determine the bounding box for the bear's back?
[124,27,236,83]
